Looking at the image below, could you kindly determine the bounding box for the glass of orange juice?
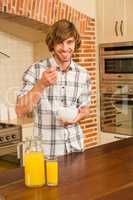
[46,156,58,186]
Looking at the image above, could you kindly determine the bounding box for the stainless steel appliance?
[99,42,133,83]
[0,122,22,170]
[99,42,133,136]
[100,83,133,136]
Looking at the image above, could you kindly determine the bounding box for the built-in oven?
[100,83,133,136]
[99,42,133,83]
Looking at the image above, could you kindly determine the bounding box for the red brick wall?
[0,0,97,148]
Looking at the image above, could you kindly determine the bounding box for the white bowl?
[58,107,78,121]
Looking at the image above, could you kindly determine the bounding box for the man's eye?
[67,40,74,44]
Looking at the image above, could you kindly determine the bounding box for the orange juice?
[24,152,45,187]
[46,159,58,186]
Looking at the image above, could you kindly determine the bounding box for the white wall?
[0,31,33,106]
[62,0,96,18]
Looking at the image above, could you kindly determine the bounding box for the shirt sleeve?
[17,64,37,98]
[77,73,91,108]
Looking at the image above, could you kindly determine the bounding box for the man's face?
[53,37,76,63]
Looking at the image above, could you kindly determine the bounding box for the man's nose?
[62,42,69,51]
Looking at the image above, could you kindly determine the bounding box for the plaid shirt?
[18,57,91,156]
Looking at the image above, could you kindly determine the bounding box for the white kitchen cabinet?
[97,0,133,43]
[100,132,131,145]
[125,0,133,41]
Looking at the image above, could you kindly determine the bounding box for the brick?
[84,132,97,138]
[84,142,97,149]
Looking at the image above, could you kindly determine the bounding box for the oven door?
[0,143,21,172]
[100,93,133,136]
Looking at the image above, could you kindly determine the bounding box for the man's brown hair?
[45,19,81,52]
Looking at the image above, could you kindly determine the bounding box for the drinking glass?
[46,156,58,186]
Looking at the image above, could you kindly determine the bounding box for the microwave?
[99,42,133,83]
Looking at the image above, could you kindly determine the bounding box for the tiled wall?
[0,0,97,149]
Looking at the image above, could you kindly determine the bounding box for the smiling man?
[16,19,91,157]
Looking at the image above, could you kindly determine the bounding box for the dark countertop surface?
[0,137,133,200]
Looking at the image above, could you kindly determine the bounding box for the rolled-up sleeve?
[77,73,91,108]
[17,64,36,98]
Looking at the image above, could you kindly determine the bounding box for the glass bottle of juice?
[17,137,46,187]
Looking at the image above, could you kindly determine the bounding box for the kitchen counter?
[0,138,133,200]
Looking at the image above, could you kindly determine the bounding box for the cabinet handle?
[115,21,119,36]
[120,20,123,36]
[116,111,122,114]
[114,136,125,140]
[115,123,122,127]
[117,85,122,88]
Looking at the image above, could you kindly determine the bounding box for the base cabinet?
[100,132,131,145]
[22,126,34,140]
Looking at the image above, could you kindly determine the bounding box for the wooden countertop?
[0,137,133,200]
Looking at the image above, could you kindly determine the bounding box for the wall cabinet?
[97,0,133,43]
[125,0,133,41]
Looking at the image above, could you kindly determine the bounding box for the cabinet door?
[125,0,133,41]
[22,126,33,140]
[97,0,125,43]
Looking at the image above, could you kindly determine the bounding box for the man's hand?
[16,67,57,118]
[40,67,57,87]
[60,114,80,126]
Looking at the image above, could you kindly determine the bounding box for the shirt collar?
[49,56,74,72]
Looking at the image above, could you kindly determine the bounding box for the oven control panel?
[0,123,21,146]
[101,84,133,95]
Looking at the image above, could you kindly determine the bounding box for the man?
[16,19,91,156]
